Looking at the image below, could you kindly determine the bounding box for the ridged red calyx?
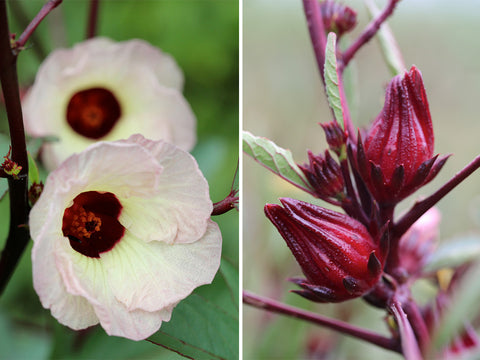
[320,121,347,157]
[353,66,449,205]
[264,198,385,303]
[319,0,357,38]
[299,150,345,201]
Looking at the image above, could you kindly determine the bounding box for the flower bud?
[354,66,448,205]
[397,207,440,280]
[319,0,357,38]
[299,150,345,201]
[264,198,385,303]
[320,121,347,158]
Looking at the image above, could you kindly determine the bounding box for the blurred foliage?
[0,0,238,359]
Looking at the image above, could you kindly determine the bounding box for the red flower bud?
[319,0,357,38]
[264,198,385,303]
[353,66,449,204]
[320,121,347,157]
[299,150,344,201]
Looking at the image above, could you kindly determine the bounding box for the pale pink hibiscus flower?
[22,37,196,170]
[29,134,221,340]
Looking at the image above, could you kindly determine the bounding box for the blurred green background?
[0,0,238,359]
[243,0,480,358]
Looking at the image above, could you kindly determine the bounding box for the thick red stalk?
[0,0,30,295]
[302,0,327,84]
[16,0,62,49]
[389,297,423,360]
[393,154,480,241]
[243,290,400,353]
[86,0,100,39]
[341,0,401,71]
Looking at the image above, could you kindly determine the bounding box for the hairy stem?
[341,0,401,71]
[86,0,100,39]
[16,0,62,50]
[393,154,480,239]
[244,290,400,353]
[0,0,30,295]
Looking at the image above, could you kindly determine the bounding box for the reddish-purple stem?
[393,154,480,240]
[212,163,239,216]
[86,0,100,39]
[389,297,423,360]
[341,0,401,71]
[243,290,400,353]
[15,0,62,50]
[0,0,30,295]
[302,2,356,141]
[211,188,239,216]
[302,0,327,84]
[402,299,431,353]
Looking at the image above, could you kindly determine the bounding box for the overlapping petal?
[22,37,196,170]
[30,135,221,340]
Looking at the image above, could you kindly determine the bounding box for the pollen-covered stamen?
[68,206,102,240]
[66,87,121,139]
[62,191,124,258]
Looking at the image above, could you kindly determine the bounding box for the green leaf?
[431,262,480,353]
[27,152,40,185]
[324,32,344,130]
[148,293,238,360]
[219,257,239,313]
[242,131,313,193]
[364,0,405,76]
[424,236,480,272]
[26,135,58,158]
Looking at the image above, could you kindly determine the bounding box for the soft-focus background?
[0,1,238,359]
[244,0,480,358]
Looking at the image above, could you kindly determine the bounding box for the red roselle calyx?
[321,121,347,158]
[319,0,357,38]
[265,198,385,303]
[353,66,449,205]
[299,150,345,202]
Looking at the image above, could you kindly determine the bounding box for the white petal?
[22,37,195,170]
[119,138,212,243]
[51,141,163,199]
[31,211,98,330]
[111,38,184,91]
[101,220,222,312]
[54,240,171,340]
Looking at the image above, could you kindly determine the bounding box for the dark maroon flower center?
[66,88,121,139]
[62,191,125,258]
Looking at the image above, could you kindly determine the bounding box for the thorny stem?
[243,290,401,353]
[86,0,100,39]
[340,0,401,72]
[393,154,480,240]
[15,0,62,51]
[0,0,30,295]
